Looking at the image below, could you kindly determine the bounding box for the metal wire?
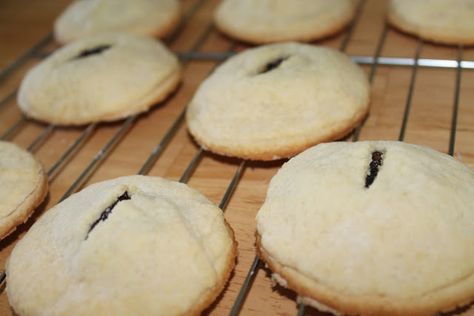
[339,0,366,52]
[179,147,205,183]
[229,255,261,316]
[399,40,423,141]
[352,23,389,142]
[137,111,185,175]
[219,160,245,210]
[59,116,137,202]
[0,89,17,110]
[47,124,97,181]
[353,56,474,69]
[297,303,305,316]
[176,51,474,70]
[0,32,53,84]
[448,46,463,156]
[0,117,26,140]
[140,38,237,177]
[26,124,55,152]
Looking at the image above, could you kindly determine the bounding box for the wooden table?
[1,0,474,315]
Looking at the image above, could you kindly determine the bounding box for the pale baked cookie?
[186,43,370,161]
[7,175,236,316]
[388,0,474,45]
[0,141,47,240]
[256,141,474,316]
[54,0,181,44]
[18,33,181,125]
[214,0,357,44]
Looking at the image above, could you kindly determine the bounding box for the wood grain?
[1,0,474,315]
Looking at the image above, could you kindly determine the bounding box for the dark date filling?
[86,191,131,239]
[257,56,290,75]
[365,151,383,188]
[73,44,112,60]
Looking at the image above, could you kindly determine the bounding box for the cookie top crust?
[0,141,47,240]
[256,141,474,315]
[214,0,356,44]
[7,175,236,316]
[54,0,181,44]
[388,0,474,45]
[186,42,370,161]
[18,33,181,125]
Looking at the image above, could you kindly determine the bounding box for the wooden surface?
[1,0,474,315]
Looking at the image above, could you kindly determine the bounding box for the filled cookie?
[186,42,370,161]
[18,33,181,125]
[214,0,357,44]
[54,0,181,44]
[7,175,237,316]
[0,141,48,240]
[388,0,474,45]
[256,141,474,315]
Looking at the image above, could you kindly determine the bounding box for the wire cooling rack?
[0,0,473,315]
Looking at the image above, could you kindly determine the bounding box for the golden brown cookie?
[214,0,357,44]
[0,141,47,240]
[54,0,181,44]
[7,175,237,316]
[18,33,181,125]
[388,0,474,45]
[257,141,474,316]
[186,42,370,161]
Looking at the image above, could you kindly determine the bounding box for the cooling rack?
[0,0,473,315]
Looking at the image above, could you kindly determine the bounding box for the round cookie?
[0,141,47,240]
[214,0,357,44]
[388,0,474,45]
[54,0,181,44]
[18,33,181,125]
[256,141,474,316]
[186,42,370,161]
[7,175,237,316]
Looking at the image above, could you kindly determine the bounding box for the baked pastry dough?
[214,0,356,44]
[0,141,47,240]
[257,141,474,315]
[7,175,236,316]
[18,33,181,125]
[54,0,181,44]
[186,42,370,160]
[388,0,474,45]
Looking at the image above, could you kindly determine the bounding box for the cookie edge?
[54,3,182,44]
[20,66,182,126]
[0,152,48,240]
[214,2,356,44]
[187,220,238,315]
[387,3,474,46]
[187,104,369,161]
[256,232,474,316]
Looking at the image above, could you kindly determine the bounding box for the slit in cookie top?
[86,191,131,239]
[365,150,384,188]
[72,44,112,60]
[256,55,290,75]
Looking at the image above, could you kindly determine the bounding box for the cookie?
[0,141,47,240]
[186,42,370,161]
[256,141,474,316]
[388,0,474,45]
[18,33,181,125]
[6,175,237,316]
[214,0,357,44]
[54,0,181,44]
